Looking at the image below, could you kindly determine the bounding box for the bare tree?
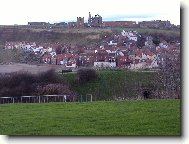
[154,52,180,99]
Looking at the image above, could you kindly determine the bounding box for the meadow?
[0,99,180,135]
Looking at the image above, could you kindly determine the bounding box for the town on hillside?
[2,12,180,70]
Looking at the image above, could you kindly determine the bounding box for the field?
[0,100,180,135]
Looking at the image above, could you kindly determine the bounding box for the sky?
[0,0,181,25]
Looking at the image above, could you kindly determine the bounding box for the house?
[108,40,117,46]
[94,62,116,68]
[130,60,147,69]
[133,48,143,60]
[32,46,43,54]
[42,54,52,64]
[117,55,131,67]
[78,53,97,66]
[42,53,78,67]
[145,36,153,46]
[58,54,78,67]
[5,41,37,51]
[66,56,78,68]
[144,50,156,61]
[159,40,169,48]
[121,30,138,41]
[5,42,18,49]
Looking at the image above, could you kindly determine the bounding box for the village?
[3,31,180,70]
[3,12,180,70]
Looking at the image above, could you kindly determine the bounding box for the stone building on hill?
[77,17,84,28]
[88,12,102,27]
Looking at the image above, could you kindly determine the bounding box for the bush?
[0,72,37,97]
[77,68,97,83]
[0,69,73,97]
[37,69,61,84]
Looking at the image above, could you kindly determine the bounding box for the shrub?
[77,68,97,83]
[0,69,71,97]
[37,69,61,84]
[2,72,36,88]
[0,72,37,96]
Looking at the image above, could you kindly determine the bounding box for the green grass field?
[0,99,180,135]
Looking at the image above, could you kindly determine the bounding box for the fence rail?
[0,94,94,104]
[0,95,69,104]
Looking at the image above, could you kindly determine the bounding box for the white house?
[94,62,116,67]
[129,36,137,41]
[130,62,147,69]
[121,30,138,41]
[66,63,77,68]
[32,46,43,54]
[108,41,117,46]
[159,42,168,48]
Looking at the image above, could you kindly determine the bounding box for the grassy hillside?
[0,27,112,47]
[0,100,180,135]
[0,26,180,47]
[63,69,155,101]
[112,27,180,36]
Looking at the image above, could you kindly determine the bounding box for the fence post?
[90,94,92,102]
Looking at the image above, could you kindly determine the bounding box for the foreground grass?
[0,99,180,135]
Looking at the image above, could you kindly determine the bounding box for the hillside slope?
[0,27,112,47]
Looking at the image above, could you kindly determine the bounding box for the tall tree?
[154,53,180,98]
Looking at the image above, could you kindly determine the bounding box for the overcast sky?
[0,0,180,25]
